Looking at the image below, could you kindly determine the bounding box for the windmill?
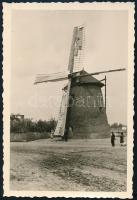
[34,26,126,139]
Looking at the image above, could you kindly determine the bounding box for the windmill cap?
[74,69,104,87]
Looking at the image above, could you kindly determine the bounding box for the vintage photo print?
[3,2,134,198]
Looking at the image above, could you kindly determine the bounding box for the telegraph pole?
[105,76,106,111]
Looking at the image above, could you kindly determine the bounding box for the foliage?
[110,123,124,129]
[10,114,57,134]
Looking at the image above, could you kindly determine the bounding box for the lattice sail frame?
[54,26,85,136]
[73,26,85,72]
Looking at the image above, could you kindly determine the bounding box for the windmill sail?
[73,26,85,72]
[68,26,85,73]
[54,82,71,136]
[35,71,68,84]
[54,26,85,137]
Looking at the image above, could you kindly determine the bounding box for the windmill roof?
[74,69,104,87]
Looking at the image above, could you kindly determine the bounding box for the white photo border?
[3,2,135,198]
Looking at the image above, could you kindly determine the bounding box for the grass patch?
[10,132,50,142]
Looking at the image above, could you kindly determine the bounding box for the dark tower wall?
[68,84,110,139]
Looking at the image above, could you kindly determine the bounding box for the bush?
[10,132,50,142]
[10,115,57,134]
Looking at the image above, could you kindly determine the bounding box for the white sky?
[11,9,128,125]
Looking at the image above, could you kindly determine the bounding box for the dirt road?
[10,138,127,191]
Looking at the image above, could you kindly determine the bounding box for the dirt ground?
[10,138,127,191]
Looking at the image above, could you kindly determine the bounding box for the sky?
[11,9,128,125]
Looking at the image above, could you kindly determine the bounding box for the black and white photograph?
[3,3,134,198]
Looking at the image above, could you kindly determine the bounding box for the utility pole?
[105,76,106,111]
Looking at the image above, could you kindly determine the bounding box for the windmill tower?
[35,26,125,139]
[67,70,109,139]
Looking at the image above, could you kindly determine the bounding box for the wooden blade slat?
[34,72,68,84]
[54,80,71,136]
[91,68,126,75]
[77,68,126,78]
[68,26,84,73]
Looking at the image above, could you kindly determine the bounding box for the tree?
[111,123,119,128]
[46,118,57,132]
[10,114,57,134]
[110,122,124,129]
